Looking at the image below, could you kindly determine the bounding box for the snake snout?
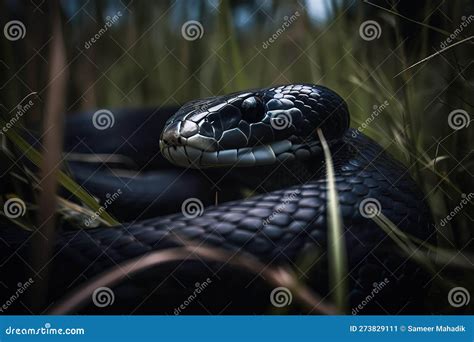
[160,120,218,151]
[160,118,220,167]
[160,121,182,146]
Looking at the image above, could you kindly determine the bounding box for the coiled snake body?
[0,84,433,314]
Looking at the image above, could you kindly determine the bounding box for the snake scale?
[0,84,433,314]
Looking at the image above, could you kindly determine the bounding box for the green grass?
[0,120,118,227]
[318,128,349,312]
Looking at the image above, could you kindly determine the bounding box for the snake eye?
[241,96,265,123]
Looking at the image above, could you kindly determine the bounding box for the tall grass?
[317,128,348,312]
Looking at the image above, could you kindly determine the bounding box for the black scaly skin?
[160,84,349,167]
[0,85,433,314]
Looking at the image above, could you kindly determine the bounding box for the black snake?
[0,84,433,314]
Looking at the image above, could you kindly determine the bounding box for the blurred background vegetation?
[0,0,472,313]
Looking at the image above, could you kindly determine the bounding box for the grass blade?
[0,123,119,226]
[317,128,349,312]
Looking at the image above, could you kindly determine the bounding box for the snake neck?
[211,142,348,196]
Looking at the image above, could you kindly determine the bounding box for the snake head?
[160,84,349,168]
